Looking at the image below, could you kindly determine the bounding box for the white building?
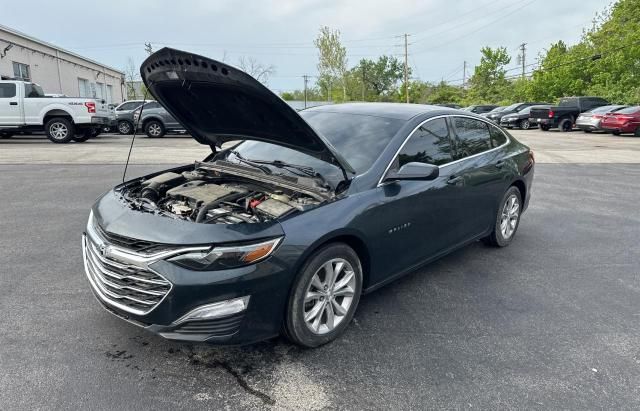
[0,24,125,104]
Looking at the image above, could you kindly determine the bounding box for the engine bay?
[118,165,328,224]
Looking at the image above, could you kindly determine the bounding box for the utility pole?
[404,33,409,103]
[302,75,309,109]
[462,60,467,89]
[361,65,366,101]
[144,42,153,55]
[519,43,527,80]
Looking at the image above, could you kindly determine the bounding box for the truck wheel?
[117,120,133,135]
[519,119,530,130]
[45,118,75,143]
[73,128,97,143]
[145,120,165,138]
[558,118,573,132]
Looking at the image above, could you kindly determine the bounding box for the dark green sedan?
[83,48,535,348]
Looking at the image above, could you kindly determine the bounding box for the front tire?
[145,120,165,138]
[73,128,98,143]
[284,243,363,348]
[117,120,133,135]
[483,186,522,247]
[519,119,530,130]
[45,118,75,143]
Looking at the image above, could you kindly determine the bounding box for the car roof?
[302,102,452,120]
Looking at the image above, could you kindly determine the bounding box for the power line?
[412,0,536,55]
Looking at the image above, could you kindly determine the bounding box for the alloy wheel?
[118,122,131,134]
[521,120,530,130]
[500,194,520,239]
[50,122,68,140]
[148,123,162,137]
[303,258,356,335]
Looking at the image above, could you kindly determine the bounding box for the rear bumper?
[533,118,558,127]
[90,117,109,125]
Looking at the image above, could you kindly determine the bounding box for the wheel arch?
[142,116,164,129]
[291,229,372,291]
[43,109,74,124]
[510,178,527,204]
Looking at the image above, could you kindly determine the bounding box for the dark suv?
[464,104,499,114]
[133,101,185,138]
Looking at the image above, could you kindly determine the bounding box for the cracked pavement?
[1,131,639,409]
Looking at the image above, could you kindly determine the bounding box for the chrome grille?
[84,237,171,314]
[82,214,209,316]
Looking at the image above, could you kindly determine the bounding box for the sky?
[0,0,609,94]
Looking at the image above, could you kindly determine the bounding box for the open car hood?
[140,48,354,176]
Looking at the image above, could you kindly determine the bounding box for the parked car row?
[113,99,184,138]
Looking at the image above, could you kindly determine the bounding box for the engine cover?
[166,181,246,204]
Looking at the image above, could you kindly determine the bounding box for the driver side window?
[397,118,453,167]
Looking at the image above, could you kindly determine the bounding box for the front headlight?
[167,237,283,270]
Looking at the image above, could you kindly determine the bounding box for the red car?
[601,106,640,136]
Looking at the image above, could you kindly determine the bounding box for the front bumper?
[82,222,293,344]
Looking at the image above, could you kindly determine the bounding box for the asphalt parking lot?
[1,130,639,409]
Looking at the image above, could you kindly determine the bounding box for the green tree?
[314,26,348,101]
[466,46,512,103]
[351,56,407,101]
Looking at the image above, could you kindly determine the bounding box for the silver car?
[133,101,185,138]
[576,105,628,133]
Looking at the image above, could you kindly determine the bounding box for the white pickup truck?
[0,80,110,143]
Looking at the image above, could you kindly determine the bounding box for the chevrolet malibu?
[82,48,535,347]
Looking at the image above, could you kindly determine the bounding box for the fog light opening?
[172,296,250,325]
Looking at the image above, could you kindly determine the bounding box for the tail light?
[84,102,96,113]
[593,114,603,119]
[548,110,554,118]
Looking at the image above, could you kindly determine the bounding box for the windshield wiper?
[249,159,319,178]
[227,150,272,174]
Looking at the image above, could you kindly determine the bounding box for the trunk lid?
[140,48,354,176]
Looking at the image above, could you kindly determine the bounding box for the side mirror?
[384,162,439,182]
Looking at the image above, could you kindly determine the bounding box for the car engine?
[118,168,324,224]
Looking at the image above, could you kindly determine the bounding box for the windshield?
[559,98,578,107]
[221,111,404,181]
[615,106,640,114]
[504,103,520,111]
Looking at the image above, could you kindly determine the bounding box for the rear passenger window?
[452,117,492,159]
[397,118,453,167]
[0,83,16,98]
[489,125,507,147]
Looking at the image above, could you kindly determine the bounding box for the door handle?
[447,175,463,185]
[495,160,505,168]
[9,102,17,106]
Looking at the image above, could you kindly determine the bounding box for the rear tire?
[540,124,550,131]
[519,119,530,130]
[483,186,522,248]
[145,120,165,138]
[558,118,573,132]
[284,243,363,348]
[45,118,75,143]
